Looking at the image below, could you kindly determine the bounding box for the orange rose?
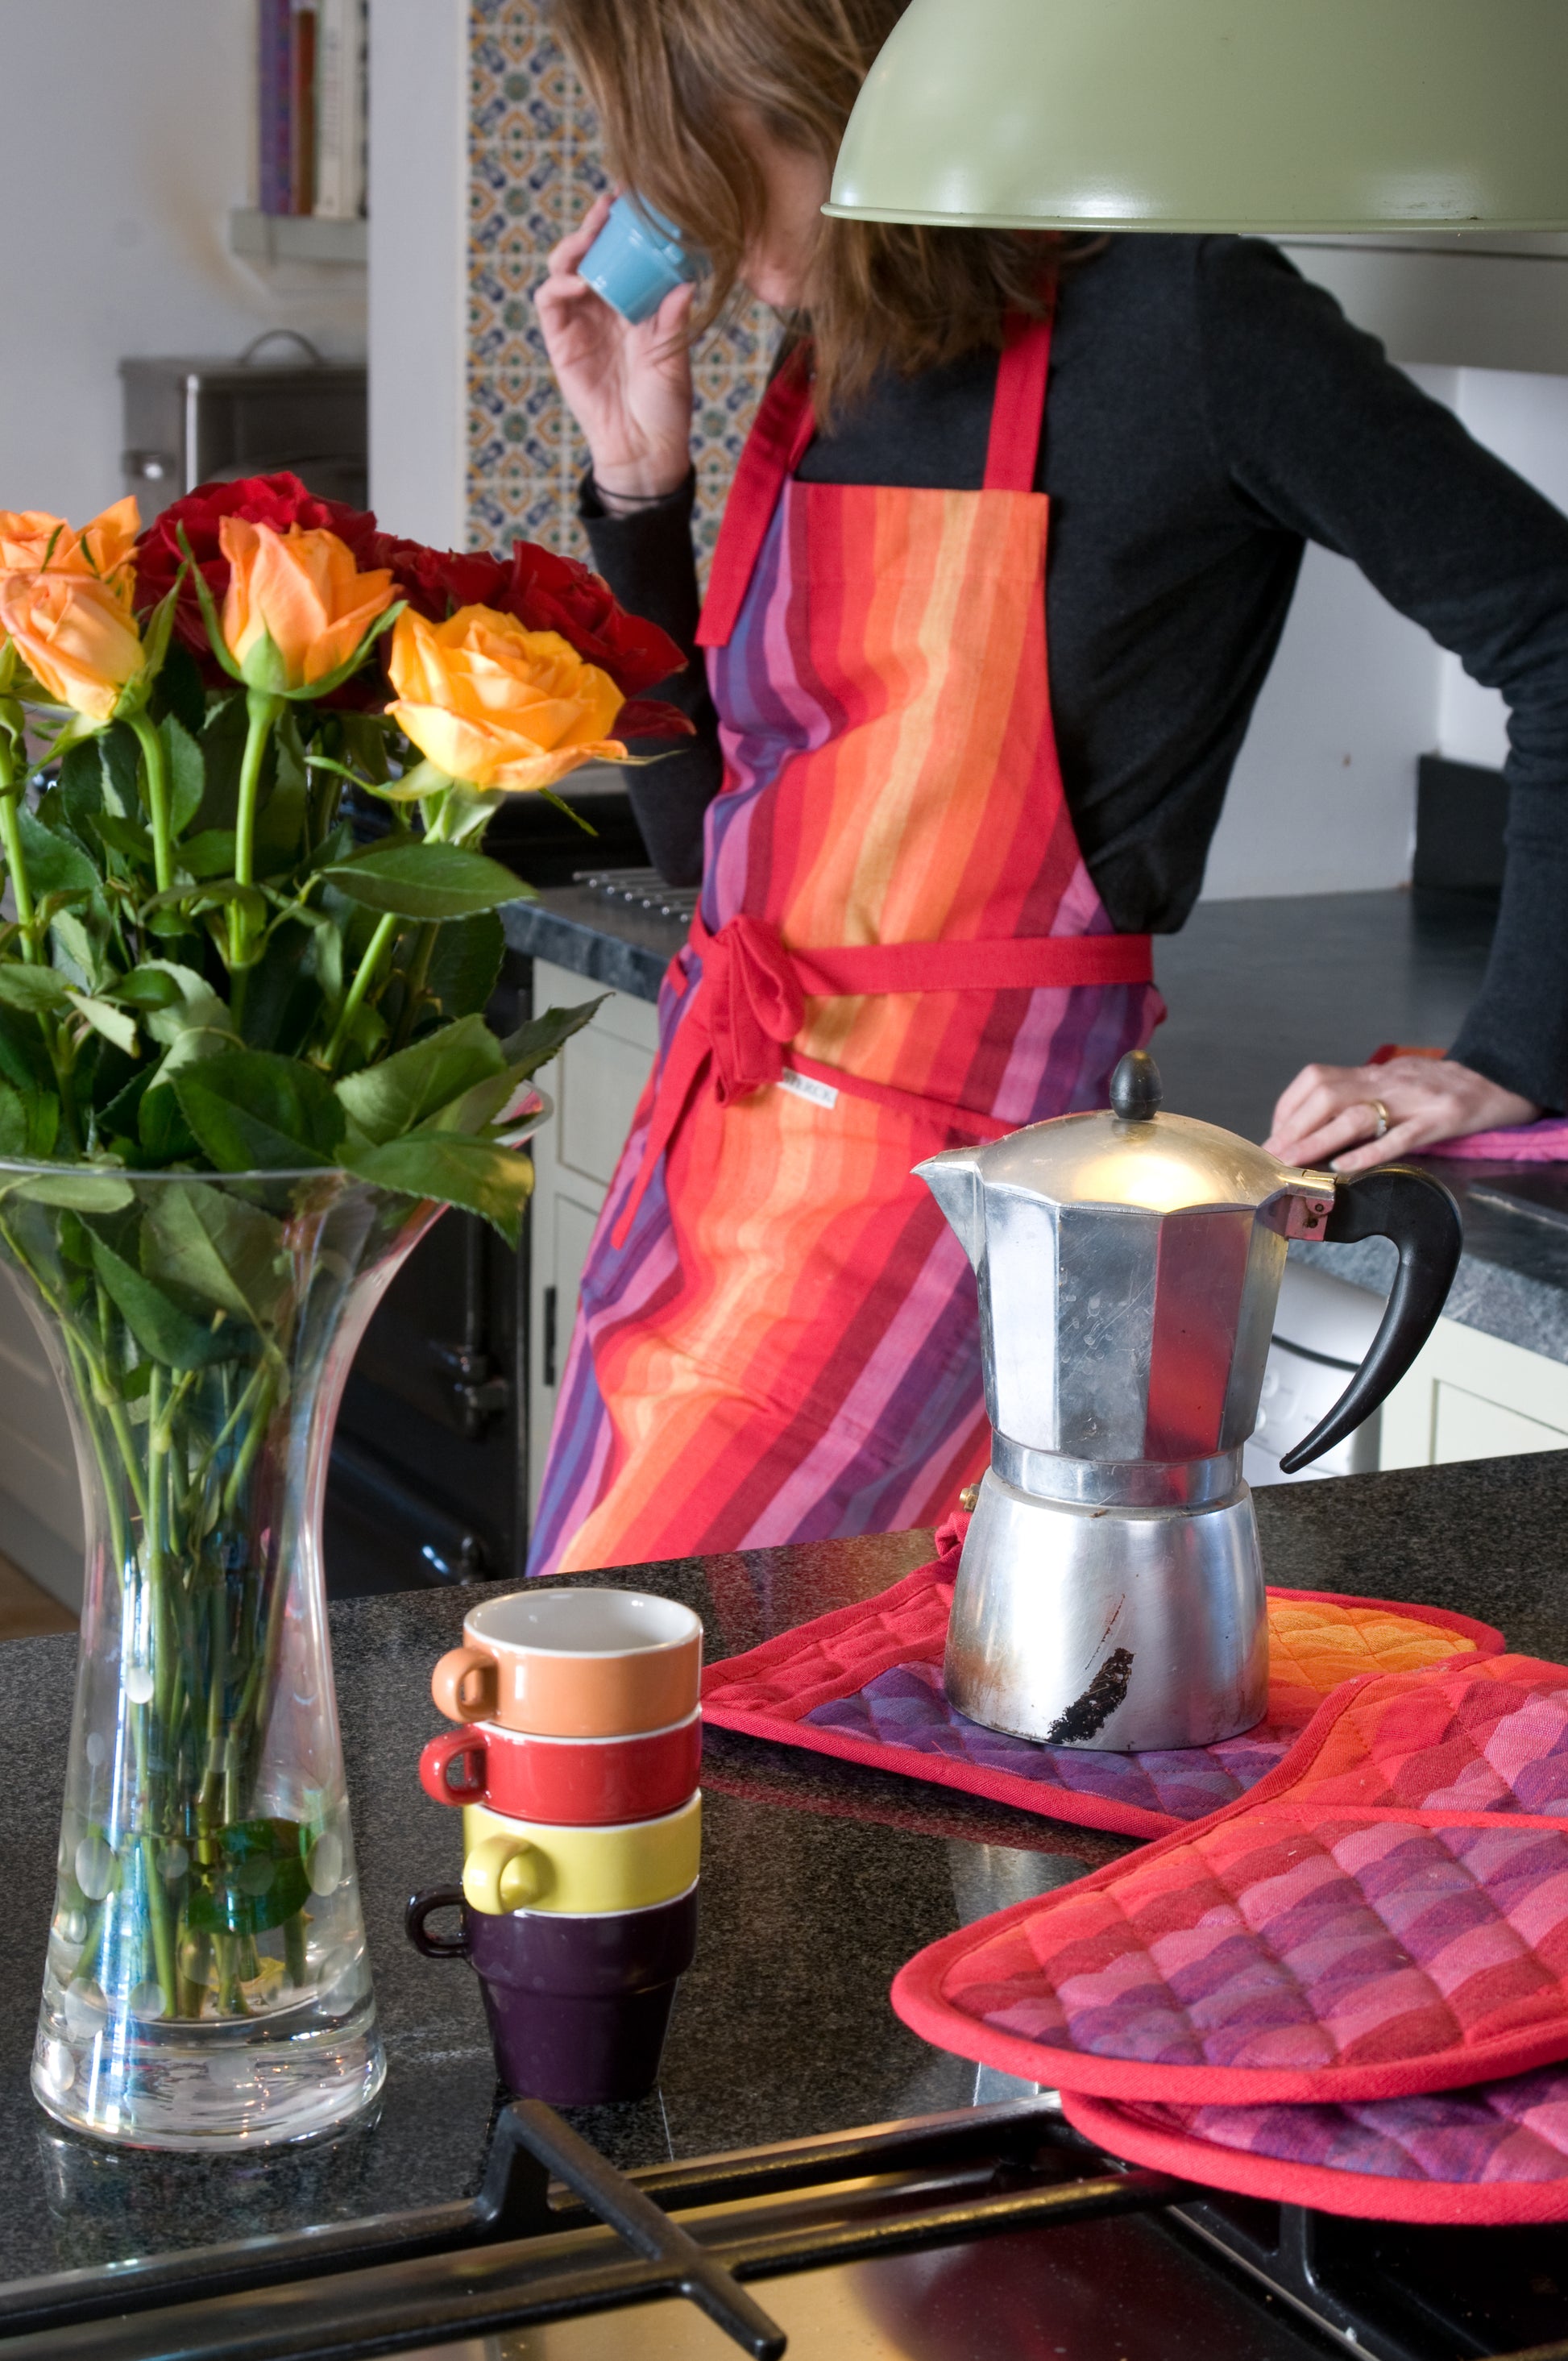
[386,605,627,792]
[0,570,146,722]
[0,496,139,602]
[218,517,395,692]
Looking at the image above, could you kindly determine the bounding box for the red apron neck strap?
[982,285,1057,495]
[697,343,815,649]
[699,292,1055,648]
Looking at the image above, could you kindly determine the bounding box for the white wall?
[0,0,365,530]
[1201,537,1445,900]
[367,0,468,546]
[1435,369,1568,770]
[1205,311,1568,899]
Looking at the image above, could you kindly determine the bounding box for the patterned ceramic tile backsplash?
[467,0,776,575]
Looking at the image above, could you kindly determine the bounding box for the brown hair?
[546,0,1059,423]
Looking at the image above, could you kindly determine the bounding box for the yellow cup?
[461,1794,702,1916]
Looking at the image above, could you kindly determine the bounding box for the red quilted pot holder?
[1062,2069,1568,2226]
[893,1654,1568,2106]
[702,1518,1502,1840]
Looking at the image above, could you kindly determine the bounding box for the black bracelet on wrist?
[591,475,678,506]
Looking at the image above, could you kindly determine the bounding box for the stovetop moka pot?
[917,1050,1462,1752]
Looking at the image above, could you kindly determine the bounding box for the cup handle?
[431,1645,497,1725]
[404,1885,469,1960]
[463,1832,545,1915]
[418,1727,487,1807]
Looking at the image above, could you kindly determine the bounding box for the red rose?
[135,473,384,678]
[367,537,505,624]
[374,534,688,720]
[615,696,696,741]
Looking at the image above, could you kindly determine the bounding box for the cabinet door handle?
[542,1285,558,1389]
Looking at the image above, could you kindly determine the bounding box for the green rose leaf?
[334,1011,504,1147]
[86,1230,226,1369]
[422,908,505,1021]
[175,1048,346,1172]
[141,1180,285,1328]
[0,967,70,1012]
[12,1172,135,1212]
[176,828,239,880]
[501,995,608,1078]
[56,741,104,836]
[162,714,205,836]
[136,962,239,1079]
[45,910,103,996]
[112,966,188,1011]
[95,811,155,868]
[184,1817,309,1936]
[0,1080,58,1162]
[15,804,97,898]
[98,723,142,820]
[346,1128,534,1247]
[321,841,529,923]
[66,992,139,1058]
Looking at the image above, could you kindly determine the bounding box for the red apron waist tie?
[608,912,1153,1247]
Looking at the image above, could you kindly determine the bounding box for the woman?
[528,0,1567,1576]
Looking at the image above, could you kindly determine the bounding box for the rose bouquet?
[0,474,687,2144]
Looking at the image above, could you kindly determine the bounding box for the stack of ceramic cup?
[408,1588,703,2106]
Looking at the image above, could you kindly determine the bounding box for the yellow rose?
[218,517,395,692]
[0,496,139,602]
[386,605,627,792]
[0,570,146,722]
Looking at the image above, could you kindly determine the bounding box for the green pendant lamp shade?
[824,0,1568,234]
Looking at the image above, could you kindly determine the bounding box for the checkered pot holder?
[702,1515,1502,1840]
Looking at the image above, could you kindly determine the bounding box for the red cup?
[419,1708,702,1827]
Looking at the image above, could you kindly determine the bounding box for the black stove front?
[4,2097,1566,2361]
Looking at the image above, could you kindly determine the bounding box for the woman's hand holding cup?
[533,191,695,512]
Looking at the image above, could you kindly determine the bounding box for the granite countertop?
[508,879,1568,1363]
[504,882,682,1002]
[0,1448,1565,2289]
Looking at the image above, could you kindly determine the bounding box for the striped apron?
[529,301,1164,1575]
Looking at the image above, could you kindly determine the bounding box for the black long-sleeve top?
[583,234,1568,1112]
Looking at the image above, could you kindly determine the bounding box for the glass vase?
[0,1161,442,2149]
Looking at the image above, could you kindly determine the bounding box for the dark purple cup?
[405,1881,699,2104]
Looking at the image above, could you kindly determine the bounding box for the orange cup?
[431,1587,703,1737]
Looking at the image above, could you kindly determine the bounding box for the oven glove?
[1062,2064,1568,2226]
[894,1653,1568,2106]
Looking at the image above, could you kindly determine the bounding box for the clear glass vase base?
[30,2002,386,2151]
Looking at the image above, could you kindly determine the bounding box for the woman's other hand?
[533,192,695,509]
[1264,1056,1539,1172]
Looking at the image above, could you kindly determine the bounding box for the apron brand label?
[778,1068,839,1110]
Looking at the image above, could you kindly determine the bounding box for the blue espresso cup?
[579,193,699,326]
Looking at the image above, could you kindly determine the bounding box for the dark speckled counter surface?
[0,1451,1565,2288]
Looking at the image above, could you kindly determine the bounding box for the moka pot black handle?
[1277,1164,1462,1475]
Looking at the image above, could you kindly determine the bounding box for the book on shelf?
[257,0,292,215]
[314,0,368,220]
[288,1,317,217]
[256,0,367,222]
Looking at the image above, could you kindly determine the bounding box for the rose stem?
[230,689,284,998]
[128,715,173,895]
[323,911,397,1071]
[0,740,37,961]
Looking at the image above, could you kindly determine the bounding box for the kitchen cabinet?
[526,956,659,1510]
[1379,1313,1568,1469]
